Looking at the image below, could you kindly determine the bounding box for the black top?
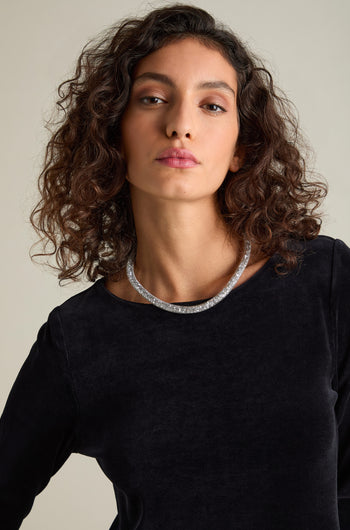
[1,235,350,529]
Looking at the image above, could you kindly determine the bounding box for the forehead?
[132,37,237,88]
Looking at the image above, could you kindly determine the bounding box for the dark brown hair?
[29,3,327,284]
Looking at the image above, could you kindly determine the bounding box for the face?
[121,37,241,203]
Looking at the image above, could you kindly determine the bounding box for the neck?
[129,191,244,303]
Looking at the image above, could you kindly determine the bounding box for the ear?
[229,145,244,173]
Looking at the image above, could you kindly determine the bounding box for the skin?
[106,37,268,304]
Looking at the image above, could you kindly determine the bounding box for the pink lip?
[156,158,198,168]
[156,148,199,164]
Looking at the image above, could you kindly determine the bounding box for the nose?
[165,99,194,139]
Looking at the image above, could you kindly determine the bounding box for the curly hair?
[29,3,327,284]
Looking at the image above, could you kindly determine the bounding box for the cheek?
[121,123,139,160]
[208,125,238,158]
[123,116,155,152]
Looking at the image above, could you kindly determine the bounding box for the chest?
[73,292,337,484]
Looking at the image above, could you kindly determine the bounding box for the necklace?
[126,239,251,314]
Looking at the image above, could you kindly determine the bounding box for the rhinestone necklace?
[126,239,251,314]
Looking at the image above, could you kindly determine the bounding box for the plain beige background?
[0,0,349,527]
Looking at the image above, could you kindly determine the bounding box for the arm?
[332,239,350,527]
[0,307,79,529]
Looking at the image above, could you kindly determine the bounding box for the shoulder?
[289,235,349,274]
[298,234,338,259]
[267,235,350,299]
[46,279,112,337]
[41,278,123,366]
[53,280,102,317]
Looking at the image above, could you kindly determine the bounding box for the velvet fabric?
[0,235,350,529]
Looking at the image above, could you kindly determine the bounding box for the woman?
[0,4,349,529]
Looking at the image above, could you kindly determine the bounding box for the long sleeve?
[0,307,79,529]
[333,239,350,526]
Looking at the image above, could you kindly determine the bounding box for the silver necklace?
[126,239,251,314]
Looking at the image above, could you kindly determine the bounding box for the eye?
[139,96,165,105]
[202,103,226,113]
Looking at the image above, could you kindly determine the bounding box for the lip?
[156,148,199,164]
[156,158,198,168]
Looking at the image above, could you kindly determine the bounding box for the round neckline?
[97,252,277,309]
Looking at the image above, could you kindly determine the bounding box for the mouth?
[156,148,199,165]
[156,157,198,168]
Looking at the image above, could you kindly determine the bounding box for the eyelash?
[139,96,227,113]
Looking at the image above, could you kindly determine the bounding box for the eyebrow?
[133,72,235,97]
